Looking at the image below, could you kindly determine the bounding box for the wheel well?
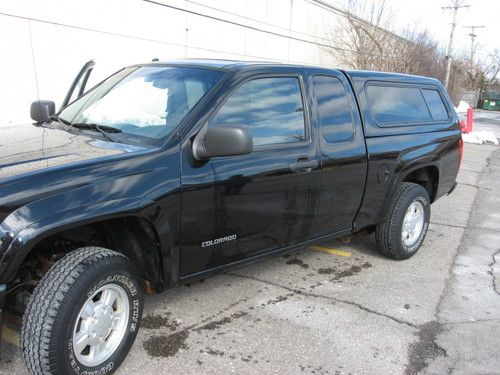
[13,217,162,308]
[402,166,439,202]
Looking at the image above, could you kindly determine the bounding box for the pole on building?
[442,1,470,90]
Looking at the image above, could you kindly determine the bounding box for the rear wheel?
[21,247,143,375]
[375,182,430,259]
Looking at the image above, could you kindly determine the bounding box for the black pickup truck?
[0,59,461,374]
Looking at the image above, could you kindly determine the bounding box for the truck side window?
[422,89,449,121]
[210,77,306,147]
[366,85,432,124]
[313,75,355,142]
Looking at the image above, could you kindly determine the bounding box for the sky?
[367,0,499,61]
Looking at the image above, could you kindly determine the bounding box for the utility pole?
[463,25,485,67]
[463,25,485,102]
[442,1,470,89]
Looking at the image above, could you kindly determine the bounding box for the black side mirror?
[30,100,55,124]
[193,125,253,160]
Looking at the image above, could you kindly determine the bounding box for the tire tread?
[21,247,126,375]
[375,182,429,259]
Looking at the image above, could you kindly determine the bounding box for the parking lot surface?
[1,113,499,374]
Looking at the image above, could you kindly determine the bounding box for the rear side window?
[422,89,449,121]
[367,85,431,124]
[313,75,355,142]
[210,77,306,147]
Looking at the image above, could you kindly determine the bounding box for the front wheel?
[375,182,431,260]
[21,247,143,375]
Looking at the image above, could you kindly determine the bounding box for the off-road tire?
[21,247,143,375]
[375,182,430,260]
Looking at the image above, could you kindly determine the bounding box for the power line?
[306,0,408,43]
[1,1,425,69]
[0,11,308,65]
[143,0,336,50]
[142,0,406,58]
[183,0,328,43]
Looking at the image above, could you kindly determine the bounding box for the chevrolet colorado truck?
[0,59,462,374]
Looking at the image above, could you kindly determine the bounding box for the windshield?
[58,66,224,143]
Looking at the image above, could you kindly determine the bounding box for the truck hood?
[0,123,147,182]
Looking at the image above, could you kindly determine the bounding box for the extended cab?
[0,60,462,374]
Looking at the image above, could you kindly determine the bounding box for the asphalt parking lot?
[1,112,499,374]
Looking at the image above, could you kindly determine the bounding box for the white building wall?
[0,0,347,126]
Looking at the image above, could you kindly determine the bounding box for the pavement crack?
[142,298,251,358]
[488,249,500,296]
[457,182,479,188]
[441,318,500,325]
[411,149,500,374]
[227,272,418,328]
[458,168,482,173]
[429,222,467,229]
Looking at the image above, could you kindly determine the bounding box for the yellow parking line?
[310,245,352,257]
[1,325,20,347]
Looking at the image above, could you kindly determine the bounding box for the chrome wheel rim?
[72,284,129,367]
[402,201,425,247]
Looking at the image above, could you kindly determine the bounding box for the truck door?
[180,70,322,276]
[307,70,368,235]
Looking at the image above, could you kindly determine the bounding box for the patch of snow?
[462,130,499,145]
[455,100,470,114]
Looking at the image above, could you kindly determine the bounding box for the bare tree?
[396,29,445,77]
[325,0,403,71]
[467,49,500,92]
[326,0,448,73]
[325,0,499,105]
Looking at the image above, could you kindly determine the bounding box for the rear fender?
[380,156,441,221]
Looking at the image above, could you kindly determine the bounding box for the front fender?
[0,196,156,282]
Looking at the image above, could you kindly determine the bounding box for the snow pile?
[455,100,470,114]
[462,130,499,145]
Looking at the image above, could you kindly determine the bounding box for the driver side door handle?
[289,158,319,173]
